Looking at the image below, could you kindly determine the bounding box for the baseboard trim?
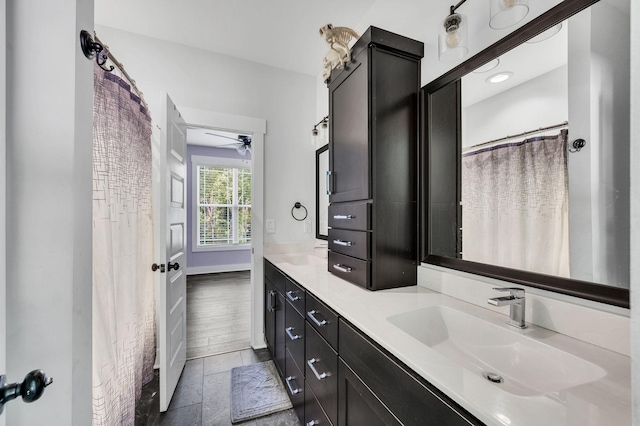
[186,263,251,275]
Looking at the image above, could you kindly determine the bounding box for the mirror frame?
[316,144,329,240]
[420,0,629,308]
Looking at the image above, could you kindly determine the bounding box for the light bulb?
[500,0,516,10]
[446,31,460,48]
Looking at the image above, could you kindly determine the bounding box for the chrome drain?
[483,372,504,383]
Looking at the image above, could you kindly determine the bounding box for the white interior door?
[158,94,188,412]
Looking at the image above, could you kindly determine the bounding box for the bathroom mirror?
[421,0,630,307]
[316,145,329,240]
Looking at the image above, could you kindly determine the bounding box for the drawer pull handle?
[307,421,319,426]
[333,214,353,220]
[285,376,301,395]
[267,290,277,312]
[286,290,300,302]
[307,310,328,327]
[285,327,301,341]
[333,264,352,273]
[333,239,353,247]
[307,358,329,380]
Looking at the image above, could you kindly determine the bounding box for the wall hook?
[291,202,308,221]
[80,30,114,72]
[569,138,586,153]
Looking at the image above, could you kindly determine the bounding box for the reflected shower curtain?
[92,64,156,425]
[461,130,570,277]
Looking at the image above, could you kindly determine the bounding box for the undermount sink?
[387,306,606,397]
[280,254,326,266]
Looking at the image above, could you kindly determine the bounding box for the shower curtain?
[461,130,570,277]
[92,64,156,425]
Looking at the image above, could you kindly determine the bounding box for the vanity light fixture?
[438,0,469,63]
[311,116,329,147]
[489,0,529,30]
[486,71,513,83]
[526,23,562,43]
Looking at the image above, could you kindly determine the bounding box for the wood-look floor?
[187,271,251,359]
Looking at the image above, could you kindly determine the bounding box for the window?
[194,157,251,249]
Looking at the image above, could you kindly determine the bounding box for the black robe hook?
[80,30,114,72]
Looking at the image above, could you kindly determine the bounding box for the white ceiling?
[94,0,377,76]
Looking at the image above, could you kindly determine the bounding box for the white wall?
[95,25,318,245]
[5,0,93,424]
[462,65,568,148]
[0,0,6,424]
[567,2,630,287]
[630,0,639,422]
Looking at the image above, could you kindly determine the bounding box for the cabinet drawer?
[285,348,305,425]
[306,293,339,350]
[285,300,305,374]
[328,228,370,260]
[305,382,333,426]
[328,202,371,231]
[306,323,338,425]
[265,259,287,293]
[328,251,370,290]
[285,277,306,317]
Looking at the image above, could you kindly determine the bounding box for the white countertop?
[264,249,631,426]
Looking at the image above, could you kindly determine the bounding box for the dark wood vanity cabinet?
[327,27,424,291]
[265,260,482,425]
[264,262,286,377]
[338,319,482,426]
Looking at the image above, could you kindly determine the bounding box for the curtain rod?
[463,121,568,152]
[94,34,150,114]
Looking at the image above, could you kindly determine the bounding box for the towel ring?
[291,202,308,221]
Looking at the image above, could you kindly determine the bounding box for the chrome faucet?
[488,287,527,329]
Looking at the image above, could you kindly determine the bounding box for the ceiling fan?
[205,132,252,156]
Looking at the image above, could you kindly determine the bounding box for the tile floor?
[135,348,301,426]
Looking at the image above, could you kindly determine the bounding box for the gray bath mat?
[230,360,293,424]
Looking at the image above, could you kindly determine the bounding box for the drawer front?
[265,259,287,293]
[328,202,370,231]
[305,323,338,426]
[285,348,305,425]
[305,382,333,426]
[285,300,305,374]
[328,228,370,260]
[305,293,339,350]
[285,277,306,317]
[328,251,370,290]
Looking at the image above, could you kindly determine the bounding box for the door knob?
[151,263,166,273]
[168,262,180,271]
[0,370,53,414]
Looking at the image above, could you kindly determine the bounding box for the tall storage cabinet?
[327,27,424,290]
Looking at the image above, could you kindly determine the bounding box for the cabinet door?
[264,278,276,358]
[339,359,401,426]
[274,290,286,377]
[329,59,369,203]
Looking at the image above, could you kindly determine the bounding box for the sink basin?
[387,306,606,396]
[280,254,326,266]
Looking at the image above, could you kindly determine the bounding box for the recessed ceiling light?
[473,58,501,73]
[487,72,513,83]
[526,23,563,43]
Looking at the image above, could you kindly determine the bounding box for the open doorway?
[185,128,253,359]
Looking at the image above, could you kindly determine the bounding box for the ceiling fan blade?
[204,132,242,142]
